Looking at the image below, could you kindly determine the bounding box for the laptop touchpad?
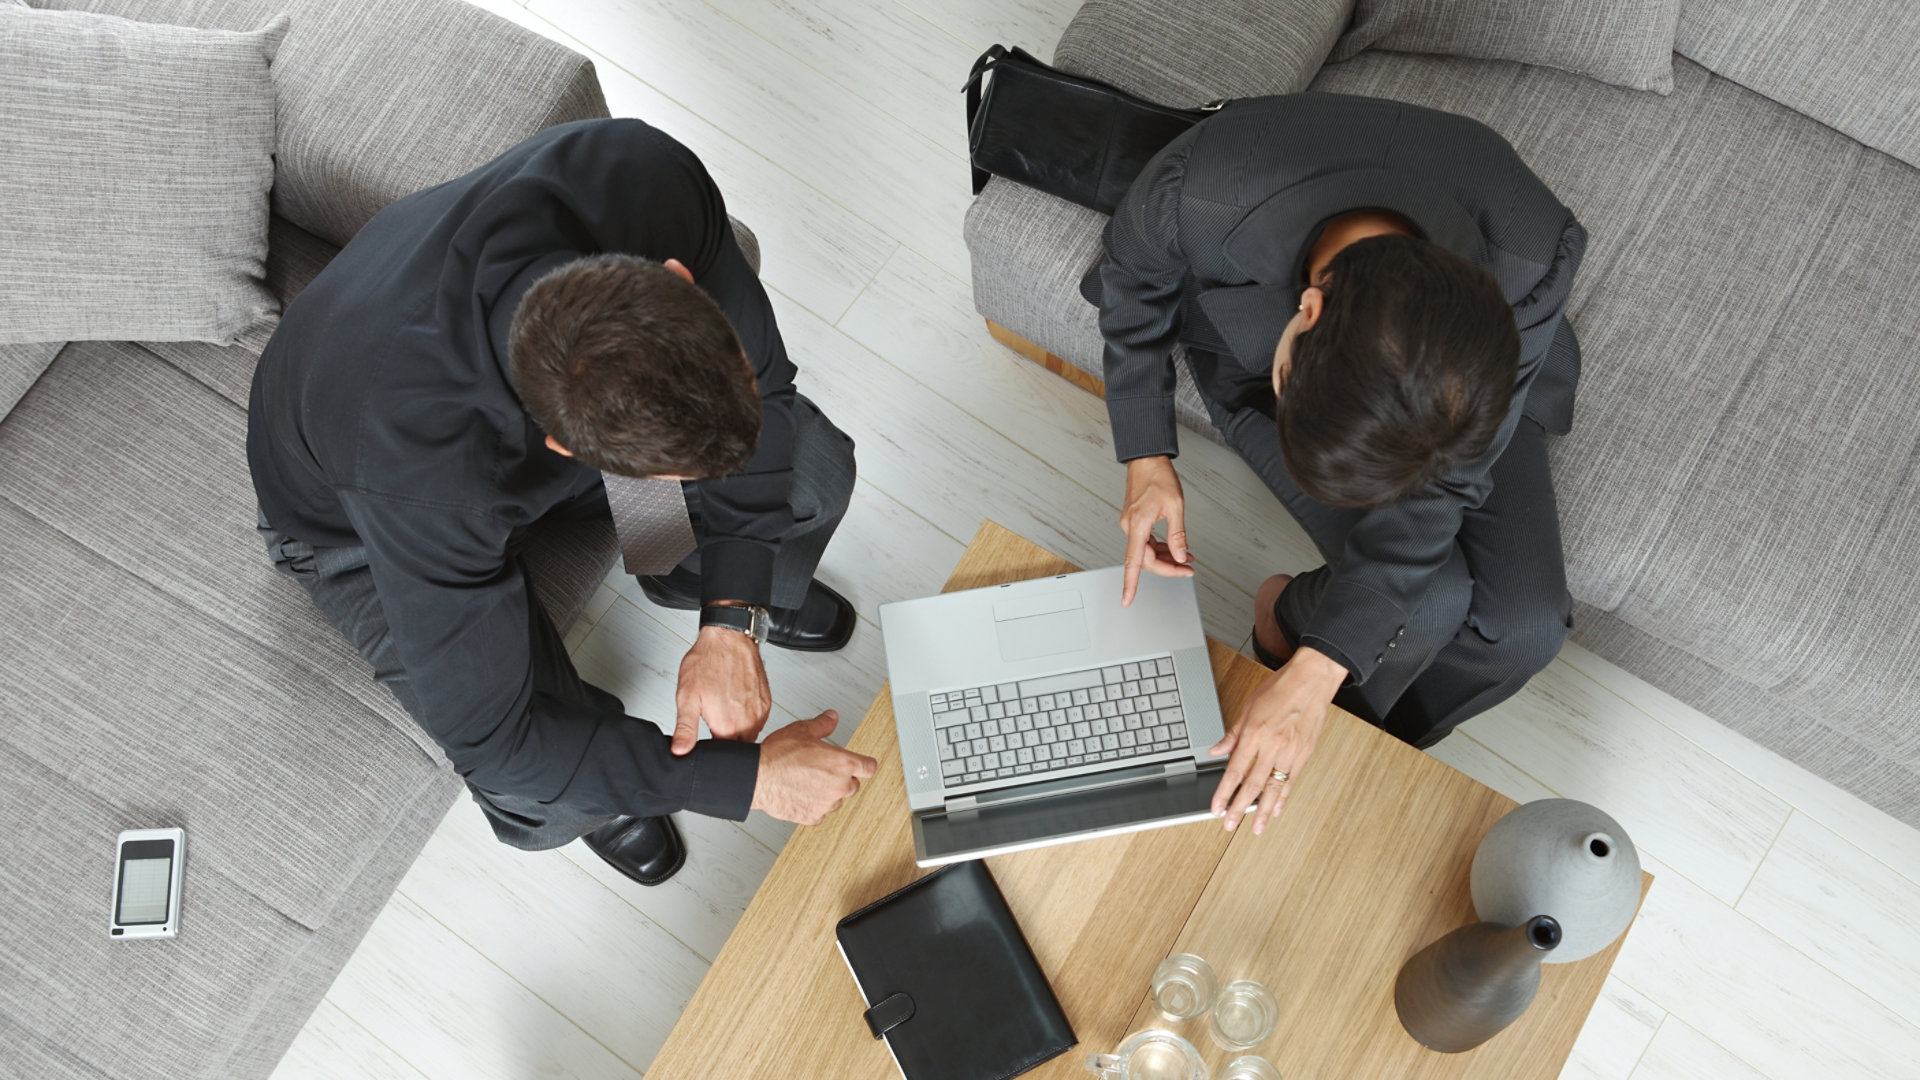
[993,589,1090,662]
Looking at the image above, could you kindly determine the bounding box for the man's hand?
[750,711,879,825]
[1208,646,1348,835]
[1120,454,1194,606]
[671,625,772,754]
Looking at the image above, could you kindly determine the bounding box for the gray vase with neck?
[1394,915,1562,1053]
[1470,799,1641,963]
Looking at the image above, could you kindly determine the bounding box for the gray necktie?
[602,472,697,576]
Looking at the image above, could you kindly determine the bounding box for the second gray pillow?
[1330,0,1681,95]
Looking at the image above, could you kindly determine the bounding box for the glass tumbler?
[1151,953,1219,1020]
[1219,1054,1282,1080]
[1208,979,1279,1051]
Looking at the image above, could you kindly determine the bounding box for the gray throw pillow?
[1329,0,1681,95]
[0,6,288,345]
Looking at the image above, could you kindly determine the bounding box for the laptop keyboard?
[929,656,1189,787]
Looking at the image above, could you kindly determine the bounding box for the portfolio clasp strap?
[862,991,916,1039]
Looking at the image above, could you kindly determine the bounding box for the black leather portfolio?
[836,860,1076,1080]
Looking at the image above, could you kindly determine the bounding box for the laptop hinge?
[940,758,1195,815]
[945,795,980,813]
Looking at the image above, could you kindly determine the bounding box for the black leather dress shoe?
[580,814,685,887]
[637,577,857,653]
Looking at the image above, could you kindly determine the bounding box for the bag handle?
[964,45,1009,196]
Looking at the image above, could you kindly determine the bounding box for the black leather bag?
[965,44,1225,215]
[836,860,1074,1080]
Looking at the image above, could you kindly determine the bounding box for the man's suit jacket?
[1082,93,1586,686]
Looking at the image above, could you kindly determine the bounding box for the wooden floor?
[271,2,1920,1078]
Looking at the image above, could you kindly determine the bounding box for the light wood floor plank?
[1736,812,1920,1027]
[1559,640,1920,889]
[323,893,642,1080]
[270,1000,431,1080]
[891,0,1077,59]
[530,0,975,280]
[462,0,899,322]
[1612,853,1920,1080]
[1629,1018,1768,1080]
[1560,979,1666,1080]
[699,0,976,152]
[395,804,709,1073]
[1457,658,1791,904]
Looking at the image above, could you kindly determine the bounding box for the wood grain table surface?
[647,522,1648,1079]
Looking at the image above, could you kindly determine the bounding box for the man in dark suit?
[1085,94,1586,838]
[250,119,876,887]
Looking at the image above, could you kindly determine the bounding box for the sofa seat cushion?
[0,6,286,345]
[0,498,449,931]
[36,0,608,249]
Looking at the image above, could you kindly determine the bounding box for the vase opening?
[1582,832,1613,860]
[1527,916,1563,950]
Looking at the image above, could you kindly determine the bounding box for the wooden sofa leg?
[985,320,1105,399]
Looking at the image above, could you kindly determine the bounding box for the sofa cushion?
[1053,0,1353,106]
[1329,0,1681,94]
[0,749,338,1080]
[1545,73,1865,614]
[1,341,62,419]
[36,0,609,248]
[1677,0,1920,170]
[1613,145,1920,694]
[0,6,285,345]
[0,497,449,932]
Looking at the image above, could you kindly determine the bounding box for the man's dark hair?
[1279,234,1519,509]
[509,253,759,478]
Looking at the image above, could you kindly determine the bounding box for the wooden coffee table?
[649,522,1647,1079]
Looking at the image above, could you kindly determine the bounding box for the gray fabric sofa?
[965,0,1920,827]
[0,2,618,1077]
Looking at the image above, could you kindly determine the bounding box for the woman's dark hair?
[509,254,760,479]
[1279,234,1519,508]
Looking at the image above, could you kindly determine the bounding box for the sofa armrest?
[1053,0,1356,105]
[36,0,611,248]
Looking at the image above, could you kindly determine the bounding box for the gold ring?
[1270,768,1290,784]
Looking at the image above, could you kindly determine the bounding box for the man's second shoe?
[580,814,686,887]
[638,577,857,653]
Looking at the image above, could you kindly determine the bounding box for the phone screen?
[117,840,174,925]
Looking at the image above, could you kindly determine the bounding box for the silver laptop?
[879,566,1228,866]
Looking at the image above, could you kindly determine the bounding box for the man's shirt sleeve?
[1091,129,1200,463]
[339,488,760,819]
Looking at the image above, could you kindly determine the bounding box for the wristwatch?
[700,602,770,646]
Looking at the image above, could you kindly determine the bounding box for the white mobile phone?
[110,827,184,940]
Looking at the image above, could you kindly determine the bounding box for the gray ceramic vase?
[1395,915,1561,1052]
[1470,799,1641,964]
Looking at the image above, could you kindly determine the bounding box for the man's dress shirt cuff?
[700,537,777,609]
[1300,580,1410,686]
[684,738,761,820]
[1107,395,1180,463]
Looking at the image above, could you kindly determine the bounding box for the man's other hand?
[750,711,879,825]
[672,625,772,753]
[1120,454,1195,606]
